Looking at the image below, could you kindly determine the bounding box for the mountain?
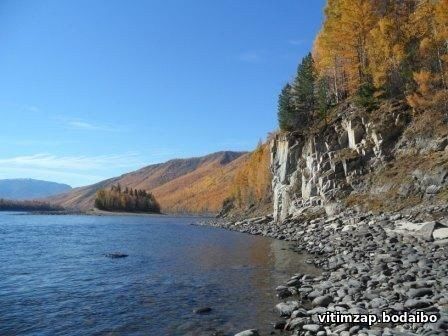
[0,179,72,200]
[50,151,250,213]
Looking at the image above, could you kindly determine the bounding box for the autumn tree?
[95,185,160,213]
[367,1,417,97]
[407,0,448,111]
[313,1,346,102]
[231,142,271,208]
[314,0,377,97]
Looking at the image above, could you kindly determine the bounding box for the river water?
[0,213,318,336]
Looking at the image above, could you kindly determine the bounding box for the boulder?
[193,307,212,314]
[433,228,448,240]
[418,221,438,241]
[105,252,128,259]
[312,295,333,308]
[275,301,300,317]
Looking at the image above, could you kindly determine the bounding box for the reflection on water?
[0,213,319,336]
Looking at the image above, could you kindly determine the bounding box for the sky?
[0,0,325,187]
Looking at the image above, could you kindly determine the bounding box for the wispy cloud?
[0,153,145,187]
[237,51,263,63]
[0,153,142,171]
[67,120,119,132]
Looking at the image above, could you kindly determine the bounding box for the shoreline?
[11,208,216,218]
[200,210,448,335]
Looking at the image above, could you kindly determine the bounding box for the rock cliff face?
[270,102,448,222]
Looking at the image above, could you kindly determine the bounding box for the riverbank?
[199,208,448,335]
[17,208,205,217]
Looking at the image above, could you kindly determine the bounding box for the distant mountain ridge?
[50,151,249,213]
[0,179,72,200]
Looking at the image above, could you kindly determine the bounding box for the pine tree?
[277,83,295,131]
[292,53,316,112]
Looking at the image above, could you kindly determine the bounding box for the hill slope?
[50,151,249,213]
[0,179,71,200]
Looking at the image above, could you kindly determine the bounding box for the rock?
[234,330,259,336]
[418,221,438,241]
[426,185,441,194]
[104,252,128,259]
[404,299,432,309]
[312,295,333,307]
[285,317,307,331]
[193,307,212,314]
[273,321,286,330]
[370,297,388,308]
[275,301,299,317]
[276,286,293,299]
[434,239,448,246]
[433,228,448,240]
[333,323,350,333]
[408,288,433,299]
[302,324,322,332]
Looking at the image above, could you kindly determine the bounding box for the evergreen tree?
[277,83,295,131]
[316,75,331,120]
[291,53,316,114]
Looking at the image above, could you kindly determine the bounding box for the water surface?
[0,213,318,336]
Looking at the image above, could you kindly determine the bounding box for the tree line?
[94,184,160,213]
[0,199,63,212]
[279,0,448,131]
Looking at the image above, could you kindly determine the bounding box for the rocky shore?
[200,208,448,336]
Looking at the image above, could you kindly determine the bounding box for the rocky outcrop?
[270,102,448,222]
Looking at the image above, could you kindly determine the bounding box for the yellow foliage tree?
[231,142,271,209]
[314,0,377,97]
[407,0,448,111]
[367,1,415,96]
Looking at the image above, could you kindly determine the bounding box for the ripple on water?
[0,213,320,336]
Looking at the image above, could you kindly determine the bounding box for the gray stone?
[433,228,448,240]
[302,324,322,332]
[234,329,259,336]
[285,317,307,331]
[426,185,441,194]
[275,301,299,317]
[193,307,212,314]
[434,239,448,246]
[408,288,433,299]
[417,221,438,240]
[404,299,432,309]
[273,320,286,330]
[312,295,333,307]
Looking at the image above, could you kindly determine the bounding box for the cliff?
[271,101,448,222]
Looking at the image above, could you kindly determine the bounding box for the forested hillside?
[219,142,272,218]
[50,151,252,214]
[279,0,447,132]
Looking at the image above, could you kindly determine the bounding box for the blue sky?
[0,0,325,187]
